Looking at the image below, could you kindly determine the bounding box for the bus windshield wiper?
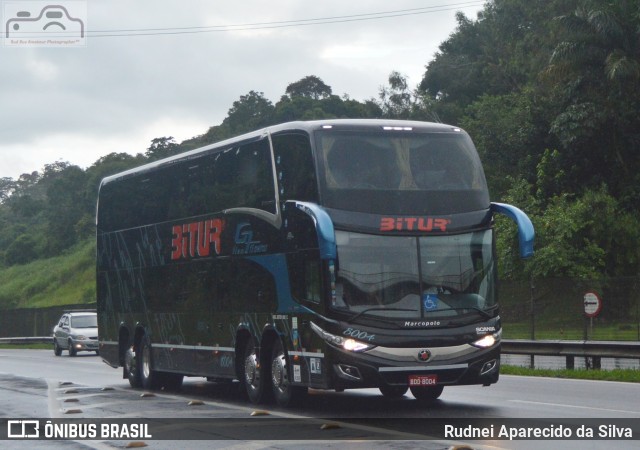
[347,307,418,323]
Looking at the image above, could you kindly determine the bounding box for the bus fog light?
[481,359,498,375]
[337,364,362,381]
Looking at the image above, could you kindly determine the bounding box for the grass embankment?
[0,239,95,309]
[501,365,640,382]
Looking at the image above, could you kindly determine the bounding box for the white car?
[53,311,98,356]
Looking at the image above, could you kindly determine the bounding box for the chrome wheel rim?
[142,344,151,379]
[271,353,287,392]
[244,352,259,389]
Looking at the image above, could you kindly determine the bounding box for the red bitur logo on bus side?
[380,217,451,232]
[171,219,225,260]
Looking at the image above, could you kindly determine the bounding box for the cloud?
[0,0,483,179]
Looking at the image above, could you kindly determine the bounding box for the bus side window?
[182,159,219,217]
[272,133,319,203]
[237,140,277,213]
[213,139,276,213]
[213,148,238,211]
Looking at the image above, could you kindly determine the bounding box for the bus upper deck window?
[326,138,400,189]
[410,143,470,190]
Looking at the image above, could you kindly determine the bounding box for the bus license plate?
[408,374,438,386]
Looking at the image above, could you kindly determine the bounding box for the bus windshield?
[332,230,496,321]
[315,130,489,215]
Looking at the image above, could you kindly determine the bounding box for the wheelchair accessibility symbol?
[4,2,86,47]
[423,293,439,311]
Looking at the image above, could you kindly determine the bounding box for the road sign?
[583,291,602,318]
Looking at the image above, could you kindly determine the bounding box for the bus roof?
[99,119,463,188]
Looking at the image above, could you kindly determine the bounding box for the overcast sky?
[0,0,484,180]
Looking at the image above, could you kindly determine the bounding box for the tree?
[85,152,145,208]
[4,234,40,266]
[285,75,332,100]
[460,89,551,197]
[146,137,180,161]
[420,1,577,122]
[549,0,640,85]
[14,171,41,198]
[378,72,439,121]
[0,177,16,204]
[379,71,412,118]
[546,0,640,207]
[497,178,640,281]
[222,91,276,134]
[45,165,88,254]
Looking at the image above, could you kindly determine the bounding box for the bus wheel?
[379,384,408,398]
[125,345,142,388]
[410,385,444,402]
[270,338,306,406]
[160,372,184,391]
[242,339,265,404]
[139,336,161,390]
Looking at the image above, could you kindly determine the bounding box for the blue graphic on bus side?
[233,222,268,255]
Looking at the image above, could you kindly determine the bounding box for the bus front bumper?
[328,342,501,390]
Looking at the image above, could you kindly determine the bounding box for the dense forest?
[1,0,639,310]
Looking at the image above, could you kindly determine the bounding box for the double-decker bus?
[96,119,533,405]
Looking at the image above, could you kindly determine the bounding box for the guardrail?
[501,339,640,369]
[0,337,51,345]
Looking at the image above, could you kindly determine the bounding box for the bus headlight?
[342,338,372,352]
[472,329,501,348]
[310,322,374,352]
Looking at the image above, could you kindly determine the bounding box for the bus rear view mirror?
[490,202,535,259]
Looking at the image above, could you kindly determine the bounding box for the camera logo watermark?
[7,420,40,438]
[3,1,87,47]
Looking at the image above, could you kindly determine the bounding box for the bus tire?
[242,339,265,404]
[379,384,409,398]
[410,385,444,402]
[125,345,142,388]
[159,372,184,391]
[139,335,161,390]
[270,338,306,407]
